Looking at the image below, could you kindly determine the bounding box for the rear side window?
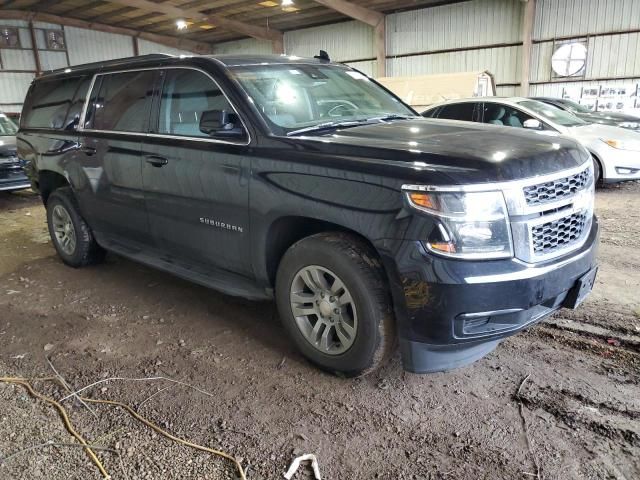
[63,77,91,131]
[86,71,155,132]
[158,69,235,138]
[22,77,82,129]
[436,103,478,122]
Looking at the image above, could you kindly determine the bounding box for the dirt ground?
[0,182,639,480]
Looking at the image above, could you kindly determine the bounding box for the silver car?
[423,97,640,184]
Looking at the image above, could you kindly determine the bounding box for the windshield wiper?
[286,120,366,136]
[366,114,416,122]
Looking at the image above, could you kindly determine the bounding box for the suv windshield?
[0,114,18,136]
[517,100,587,127]
[229,63,416,135]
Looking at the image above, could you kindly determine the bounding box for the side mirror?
[199,110,244,137]
[523,119,543,130]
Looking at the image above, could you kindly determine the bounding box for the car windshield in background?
[0,114,18,135]
[557,99,593,114]
[518,100,587,127]
[229,64,416,135]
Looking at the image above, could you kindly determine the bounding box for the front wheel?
[592,155,603,186]
[275,233,396,377]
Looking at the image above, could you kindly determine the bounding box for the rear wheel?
[46,187,105,267]
[275,232,395,377]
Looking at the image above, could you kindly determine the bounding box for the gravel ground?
[0,182,639,480]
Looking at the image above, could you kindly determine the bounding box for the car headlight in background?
[618,122,640,130]
[405,190,513,259]
[600,138,640,151]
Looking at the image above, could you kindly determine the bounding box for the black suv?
[1,112,30,192]
[18,54,598,376]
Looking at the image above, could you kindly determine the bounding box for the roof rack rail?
[46,53,174,75]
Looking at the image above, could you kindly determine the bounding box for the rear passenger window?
[158,69,235,138]
[87,71,155,132]
[436,103,477,122]
[63,77,91,131]
[22,77,82,129]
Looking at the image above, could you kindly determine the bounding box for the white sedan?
[423,97,640,184]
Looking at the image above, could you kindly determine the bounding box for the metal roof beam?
[103,0,284,52]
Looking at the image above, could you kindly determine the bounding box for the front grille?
[523,168,589,206]
[531,211,587,255]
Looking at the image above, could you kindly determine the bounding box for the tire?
[592,155,603,187]
[275,232,395,377]
[46,187,106,268]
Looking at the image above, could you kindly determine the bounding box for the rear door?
[77,70,157,247]
[141,67,253,276]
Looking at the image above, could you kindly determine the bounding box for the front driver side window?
[482,103,535,128]
[158,69,240,138]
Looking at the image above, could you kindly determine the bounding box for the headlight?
[619,122,639,129]
[600,138,640,151]
[405,190,513,260]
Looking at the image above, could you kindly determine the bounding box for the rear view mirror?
[523,119,543,130]
[199,110,244,137]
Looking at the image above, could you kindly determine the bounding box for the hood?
[297,118,588,184]
[584,111,640,122]
[568,122,640,142]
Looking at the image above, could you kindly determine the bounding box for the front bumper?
[600,148,640,182]
[0,167,30,192]
[382,217,599,373]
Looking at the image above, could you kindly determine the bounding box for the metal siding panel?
[534,0,640,40]
[0,49,36,71]
[284,21,373,61]
[345,60,376,77]
[39,51,68,71]
[18,28,32,49]
[137,39,194,56]
[64,26,133,66]
[387,0,523,56]
[33,22,62,30]
[388,46,520,84]
[0,72,34,104]
[212,38,273,55]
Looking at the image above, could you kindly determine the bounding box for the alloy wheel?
[289,265,358,355]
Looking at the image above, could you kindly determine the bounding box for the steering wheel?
[327,103,358,117]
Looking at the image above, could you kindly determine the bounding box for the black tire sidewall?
[592,156,602,185]
[46,189,92,267]
[275,236,390,376]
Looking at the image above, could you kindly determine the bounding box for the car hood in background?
[567,123,640,146]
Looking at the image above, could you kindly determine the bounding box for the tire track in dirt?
[519,382,640,447]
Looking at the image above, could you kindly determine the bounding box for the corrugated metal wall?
[3,0,640,113]
[284,21,373,61]
[0,21,202,113]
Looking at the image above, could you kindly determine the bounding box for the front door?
[77,70,156,247]
[141,68,252,276]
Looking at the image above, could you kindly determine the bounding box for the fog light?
[615,167,638,175]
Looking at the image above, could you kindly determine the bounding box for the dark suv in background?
[18,54,598,376]
[0,112,30,192]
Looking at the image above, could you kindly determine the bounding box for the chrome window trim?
[78,66,251,147]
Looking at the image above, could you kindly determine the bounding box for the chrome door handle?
[145,155,168,167]
[80,145,96,156]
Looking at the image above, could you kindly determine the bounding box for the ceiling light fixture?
[176,19,188,30]
[281,0,294,6]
